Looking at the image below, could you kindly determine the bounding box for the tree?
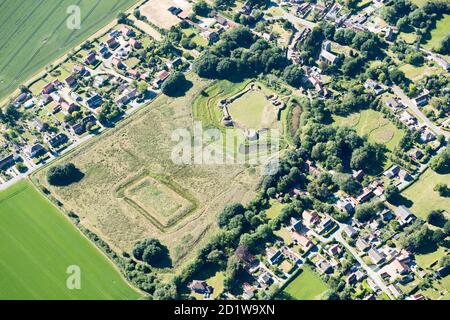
[216,58,237,79]
[355,201,381,223]
[427,210,446,227]
[444,221,450,236]
[384,184,399,202]
[332,173,361,196]
[117,12,127,24]
[430,146,450,174]
[133,238,170,267]
[193,53,220,78]
[437,35,450,55]
[434,183,450,197]
[217,203,245,229]
[161,72,187,96]
[47,163,84,186]
[153,282,178,300]
[193,0,212,17]
[400,221,435,253]
[283,65,305,87]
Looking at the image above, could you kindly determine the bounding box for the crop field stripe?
[0,180,141,300]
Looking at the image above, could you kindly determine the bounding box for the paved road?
[392,86,449,139]
[308,222,393,299]
[283,12,317,30]
[333,228,394,300]
[0,133,95,191]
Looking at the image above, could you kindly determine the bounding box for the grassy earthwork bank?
[0,180,141,300]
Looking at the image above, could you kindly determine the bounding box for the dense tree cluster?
[298,100,385,174]
[161,72,188,96]
[400,220,444,253]
[430,146,450,174]
[47,163,84,186]
[354,201,382,223]
[193,27,290,81]
[133,238,170,267]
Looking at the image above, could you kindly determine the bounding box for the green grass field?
[424,14,450,52]
[228,90,278,130]
[282,267,328,300]
[0,0,138,101]
[333,109,405,151]
[399,63,444,83]
[400,169,450,219]
[0,180,141,300]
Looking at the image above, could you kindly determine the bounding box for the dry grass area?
[33,74,259,272]
[140,0,192,29]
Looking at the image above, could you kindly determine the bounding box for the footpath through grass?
[0,180,141,300]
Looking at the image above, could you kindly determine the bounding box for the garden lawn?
[424,14,450,52]
[0,180,140,300]
[400,169,450,220]
[282,267,328,300]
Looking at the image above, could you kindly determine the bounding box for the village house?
[121,25,135,37]
[0,154,16,171]
[413,91,429,107]
[383,164,400,179]
[242,283,255,300]
[368,247,386,265]
[129,38,141,49]
[316,259,333,274]
[111,57,125,69]
[46,133,68,148]
[64,75,77,88]
[84,51,97,65]
[394,206,416,226]
[266,247,283,265]
[292,231,314,252]
[85,94,103,109]
[107,37,119,49]
[420,129,435,143]
[94,75,106,88]
[61,101,79,114]
[26,143,46,158]
[364,79,385,95]
[388,284,403,299]
[153,70,170,88]
[380,259,410,280]
[71,123,85,135]
[337,198,355,214]
[385,97,403,112]
[356,238,370,252]
[188,280,212,295]
[14,92,30,106]
[302,210,320,227]
[409,148,423,161]
[257,272,273,286]
[342,225,357,238]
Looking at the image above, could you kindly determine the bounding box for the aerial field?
[424,14,450,52]
[0,0,139,102]
[33,73,260,272]
[228,89,279,130]
[400,169,450,219]
[282,267,328,300]
[333,109,405,151]
[140,0,192,29]
[0,180,140,300]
